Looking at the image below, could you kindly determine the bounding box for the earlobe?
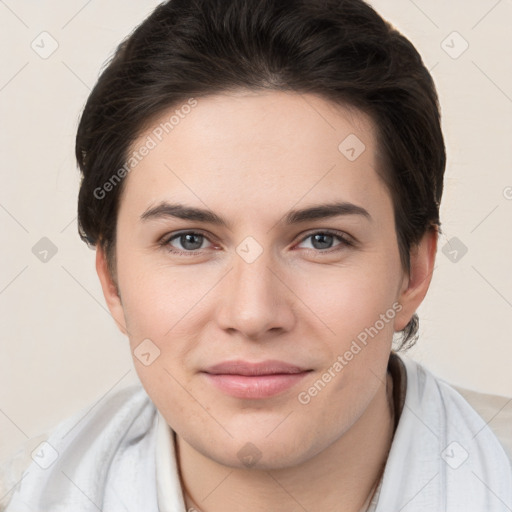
[394,228,438,332]
[95,246,128,335]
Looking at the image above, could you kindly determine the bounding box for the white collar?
[156,410,187,512]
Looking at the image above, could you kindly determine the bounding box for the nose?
[215,249,296,340]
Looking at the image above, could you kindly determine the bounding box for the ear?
[95,245,128,335]
[394,228,438,332]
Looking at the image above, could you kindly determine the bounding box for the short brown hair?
[76,0,446,350]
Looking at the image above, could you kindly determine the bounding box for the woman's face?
[100,90,423,469]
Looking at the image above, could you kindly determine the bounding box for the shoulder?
[0,433,49,511]
[0,383,149,511]
[393,353,512,465]
[451,384,512,463]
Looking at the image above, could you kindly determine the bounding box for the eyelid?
[159,228,356,255]
[160,228,211,243]
[159,229,217,252]
[294,229,356,250]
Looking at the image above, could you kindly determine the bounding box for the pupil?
[313,233,332,250]
[183,234,202,250]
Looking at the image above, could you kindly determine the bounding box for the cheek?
[114,258,201,406]
[294,266,398,413]
[292,258,401,339]
[117,248,202,337]
[116,260,202,423]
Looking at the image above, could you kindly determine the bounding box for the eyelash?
[159,229,355,256]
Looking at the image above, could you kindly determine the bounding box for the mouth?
[201,360,313,399]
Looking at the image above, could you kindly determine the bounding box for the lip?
[201,360,312,399]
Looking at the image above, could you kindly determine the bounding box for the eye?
[159,229,355,256]
[161,231,214,254]
[296,230,354,252]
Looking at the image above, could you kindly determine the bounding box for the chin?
[188,425,322,470]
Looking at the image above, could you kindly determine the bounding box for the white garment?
[3,354,512,511]
[369,356,512,511]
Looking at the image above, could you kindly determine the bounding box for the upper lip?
[203,360,310,376]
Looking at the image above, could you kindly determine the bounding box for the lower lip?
[202,372,310,399]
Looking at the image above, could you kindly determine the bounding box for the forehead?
[120,90,389,219]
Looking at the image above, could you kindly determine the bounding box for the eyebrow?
[140,201,371,228]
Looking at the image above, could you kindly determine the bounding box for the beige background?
[1,0,511,462]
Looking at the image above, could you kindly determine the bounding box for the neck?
[177,372,394,512]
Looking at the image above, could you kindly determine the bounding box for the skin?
[96,90,437,511]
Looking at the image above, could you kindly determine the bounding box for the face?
[98,90,430,470]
